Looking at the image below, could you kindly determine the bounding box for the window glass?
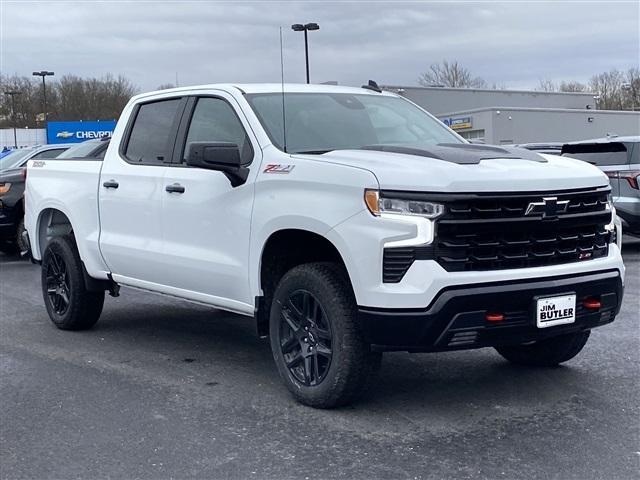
[125,99,181,164]
[561,142,628,166]
[57,140,103,158]
[245,92,462,155]
[31,148,67,159]
[93,143,109,159]
[0,149,34,171]
[183,97,253,163]
[627,143,638,165]
[460,129,485,142]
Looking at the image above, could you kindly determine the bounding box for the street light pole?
[4,91,22,148]
[291,23,320,84]
[32,70,55,124]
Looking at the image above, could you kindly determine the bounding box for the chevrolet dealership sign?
[47,120,117,144]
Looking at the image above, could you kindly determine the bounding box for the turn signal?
[583,298,602,310]
[364,189,380,216]
[485,312,504,322]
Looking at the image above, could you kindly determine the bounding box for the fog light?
[485,312,504,322]
[583,298,601,310]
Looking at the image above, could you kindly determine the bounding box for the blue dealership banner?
[47,120,117,144]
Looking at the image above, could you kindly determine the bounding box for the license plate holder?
[536,294,576,328]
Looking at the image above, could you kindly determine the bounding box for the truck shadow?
[94,294,600,422]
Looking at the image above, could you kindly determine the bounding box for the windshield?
[245,92,462,154]
[57,140,103,159]
[0,148,35,171]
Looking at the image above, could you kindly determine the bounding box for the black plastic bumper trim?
[359,269,623,352]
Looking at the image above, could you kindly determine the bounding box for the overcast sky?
[2,1,639,91]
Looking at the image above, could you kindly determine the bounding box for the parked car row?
[0,139,109,252]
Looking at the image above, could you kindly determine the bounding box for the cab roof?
[135,83,397,101]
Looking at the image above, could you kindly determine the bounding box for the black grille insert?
[382,187,612,281]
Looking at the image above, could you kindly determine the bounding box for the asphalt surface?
[1,240,639,480]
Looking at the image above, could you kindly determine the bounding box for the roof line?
[384,85,596,97]
[438,106,640,116]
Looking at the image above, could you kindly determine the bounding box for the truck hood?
[294,145,609,193]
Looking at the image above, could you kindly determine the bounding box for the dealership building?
[385,86,640,145]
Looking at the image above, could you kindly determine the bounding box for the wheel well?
[37,208,73,257]
[256,229,350,337]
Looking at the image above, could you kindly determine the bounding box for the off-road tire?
[269,262,381,408]
[495,330,591,367]
[41,235,104,330]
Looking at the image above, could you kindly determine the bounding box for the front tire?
[269,262,380,408]
[495,330,590,367]
[41,236,104,330]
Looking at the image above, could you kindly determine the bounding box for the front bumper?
[358,269,623,352]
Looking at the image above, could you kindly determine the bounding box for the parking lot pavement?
[0,241,638,480]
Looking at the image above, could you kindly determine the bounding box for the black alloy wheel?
[269,262,381,408]
[41,235,104,330]
[279,290,333,386]
[45,251,71,315]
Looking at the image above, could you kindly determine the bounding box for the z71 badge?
[32,160,46,168]
[263,164,295,174]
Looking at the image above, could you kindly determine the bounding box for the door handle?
[165,183,185,194]
[103,180,119,189]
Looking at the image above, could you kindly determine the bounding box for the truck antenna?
[280,26,288,153]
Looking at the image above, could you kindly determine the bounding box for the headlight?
[0,183,11,196]
[365,189,444,219]
[604,196,617,244]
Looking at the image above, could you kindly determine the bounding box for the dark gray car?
[562,136,640,236]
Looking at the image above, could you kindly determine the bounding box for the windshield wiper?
[292,149,333,155]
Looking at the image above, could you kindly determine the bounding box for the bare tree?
[418,60,486,88]
[590,69,625,110]
[622,67,640,110]
[156,83,176,90]
[559,81,587,92]
[537,79,558,92]
[0,74,41,128]
[0,73,137,128]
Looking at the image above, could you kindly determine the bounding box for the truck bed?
[25,158,109,278]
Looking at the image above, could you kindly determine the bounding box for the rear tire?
[41,235,104,330]
[495,330,590,367]
[269,262,381,408]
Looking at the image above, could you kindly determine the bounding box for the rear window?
[31,148,67,160]
[57,140,103,159]
[561,142,629,166]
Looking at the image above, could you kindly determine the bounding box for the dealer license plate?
[536,294,576,328]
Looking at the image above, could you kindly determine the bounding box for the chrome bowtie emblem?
[525,197,569,218]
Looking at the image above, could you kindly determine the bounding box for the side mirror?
[186,142,249,187]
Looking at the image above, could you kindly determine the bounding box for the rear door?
[99,96,186,284]
[159,93,260,311]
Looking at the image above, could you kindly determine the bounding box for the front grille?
[382,187,612,281]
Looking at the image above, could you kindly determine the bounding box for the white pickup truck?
[25,83,625,408]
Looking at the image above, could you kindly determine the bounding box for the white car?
[24,83,625,408]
